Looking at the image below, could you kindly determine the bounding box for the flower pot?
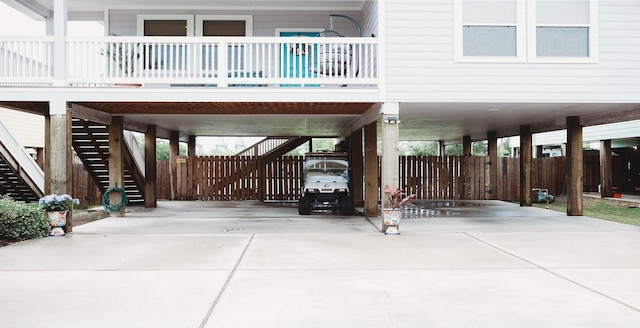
[46,210,67,236]
[382,208,402,235]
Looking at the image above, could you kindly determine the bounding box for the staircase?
[0,121,43,202]
[235,137,307,157]
[71,118,145,205]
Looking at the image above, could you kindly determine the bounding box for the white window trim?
[453,0,526,63]
[527,0,599,63]
[136,15,195,36]
[195,15,254,37]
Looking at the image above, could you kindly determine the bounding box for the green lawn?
[534,196,640,226]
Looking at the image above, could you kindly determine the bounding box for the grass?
[534,195,640,226]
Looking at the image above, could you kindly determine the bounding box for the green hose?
[102,187,128,213]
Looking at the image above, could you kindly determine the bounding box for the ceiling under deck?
[2,101,640,143]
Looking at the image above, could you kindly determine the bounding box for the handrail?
[0,120,44,195]
[1,36,378,87]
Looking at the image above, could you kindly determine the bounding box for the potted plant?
[102,34,141,86]
[382,185,415,235]
[38,194,79,236]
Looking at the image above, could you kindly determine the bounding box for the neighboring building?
[0,0,639,217]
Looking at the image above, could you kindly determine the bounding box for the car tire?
[340,196,354,215]
[298,195,311,215]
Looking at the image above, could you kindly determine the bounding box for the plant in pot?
[38,193,80,236]
[102,34,141,86]
[382,185,415,235]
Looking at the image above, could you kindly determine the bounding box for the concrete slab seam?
[463,232,640,314]
[198,233,255,328]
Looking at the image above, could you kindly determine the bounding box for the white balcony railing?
[1,36,378,88]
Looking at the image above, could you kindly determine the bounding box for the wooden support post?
[567,116,583,216]
[350,128,364,206]
[600,139,613,198]
[520,125,532,206]
[46,103,74,231]
[438,140,445,156]
[187,135,196,157]
[364,121,378,217]
[487,131,498,200]
[463,135,472,156]
[169,131,179,200]
[145,125,157,207]
[108,116,125,217]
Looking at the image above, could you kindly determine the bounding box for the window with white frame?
[454,0,525,62]
[455,0,598,63]
[528,0,598,62]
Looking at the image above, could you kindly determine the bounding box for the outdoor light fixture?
[384,116,400,124]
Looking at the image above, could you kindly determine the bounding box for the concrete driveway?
[1,200,640,327]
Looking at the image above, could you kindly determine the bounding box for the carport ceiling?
[399,102,640,142]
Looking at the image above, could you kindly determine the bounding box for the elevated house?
[1,0,639,230]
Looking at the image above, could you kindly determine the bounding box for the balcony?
[0,36,378,89]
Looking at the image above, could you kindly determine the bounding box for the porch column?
[51,0,68,86]
[381,103,400,232]
[487,131,498,200]
[187,135,196,157]
[364,121,378,217]
[462,135,472,156]
[169,131,180,200]
[567,116,583,216]
[438,140,446,156]
[145,125,157,208]
[350,129,364,206]
[46,101,73,230]
[108,116,125,217]
[519,125,532,206]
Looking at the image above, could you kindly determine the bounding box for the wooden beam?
[108,116,125,217]
[188,135,196,157]
[169,131,179,200]
[600,139,613,198]
[364,121,378,217]
[463,135,471,156]
[567,116,583,216]
[145,124,157,207]
[519,125,532,206]
[487,131,498,200]
[350,128,364,207]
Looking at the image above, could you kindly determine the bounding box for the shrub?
[0,195,50,241]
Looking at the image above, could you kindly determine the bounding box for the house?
[1,0,639,229]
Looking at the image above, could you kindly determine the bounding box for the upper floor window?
[455,0,598,63]
[455,0,526,62]
[528,0,598,62]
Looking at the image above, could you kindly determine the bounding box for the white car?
[298,152,354,215]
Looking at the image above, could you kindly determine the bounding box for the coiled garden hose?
[102,187,128,213]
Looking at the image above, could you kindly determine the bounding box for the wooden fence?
[74,153,621,205]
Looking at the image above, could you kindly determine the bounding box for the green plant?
[0,195,49,241]
[102,34,140,77]
[384,185,415,209]
[38,194,80,212]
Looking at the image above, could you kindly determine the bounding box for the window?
[455,0,598,63]
[528,0,598,62]
[454,0,525,62]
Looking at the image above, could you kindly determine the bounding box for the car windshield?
[304,158,348,179]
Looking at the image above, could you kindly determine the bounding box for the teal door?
[280,31,319,87]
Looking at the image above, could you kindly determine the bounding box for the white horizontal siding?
[385,0,640,103]
[109,9,364,37]
[0,107,44,148]
[534,120,640,145]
